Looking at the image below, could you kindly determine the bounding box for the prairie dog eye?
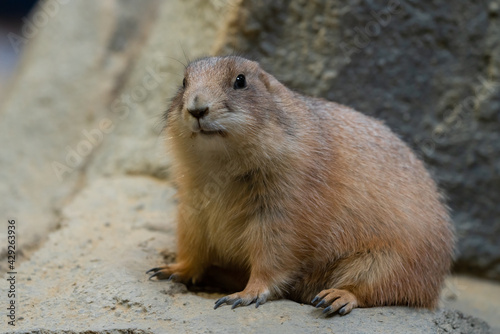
[182,78,186,88]
[234,74,246,89]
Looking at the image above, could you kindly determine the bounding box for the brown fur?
[150,56,455,314]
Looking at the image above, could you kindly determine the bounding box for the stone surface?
[1,177,491,334]
[215,0,500,280]
[442,276,500,333]
[0,0,164,266]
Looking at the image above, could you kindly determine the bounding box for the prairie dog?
[147,56,454,315]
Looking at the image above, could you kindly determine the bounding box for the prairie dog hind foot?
[312,289,359,316]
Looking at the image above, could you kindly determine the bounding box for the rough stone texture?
[441,275,500,333]
[1,177,491,334]
[215,0,500,280]
[434,310,493,334]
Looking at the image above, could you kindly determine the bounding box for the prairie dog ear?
[258,71,281,94]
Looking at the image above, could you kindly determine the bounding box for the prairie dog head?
[165,56,292,157]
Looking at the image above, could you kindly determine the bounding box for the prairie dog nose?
[187,94,209,119]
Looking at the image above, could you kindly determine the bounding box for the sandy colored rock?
[1,177,491,333]
[442,276,500,333]
[0,0,161,264]
[0,0,227,268]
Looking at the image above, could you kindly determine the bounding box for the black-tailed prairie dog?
[147,56,454,315]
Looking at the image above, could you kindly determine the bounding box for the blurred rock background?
[0,0,498,332]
